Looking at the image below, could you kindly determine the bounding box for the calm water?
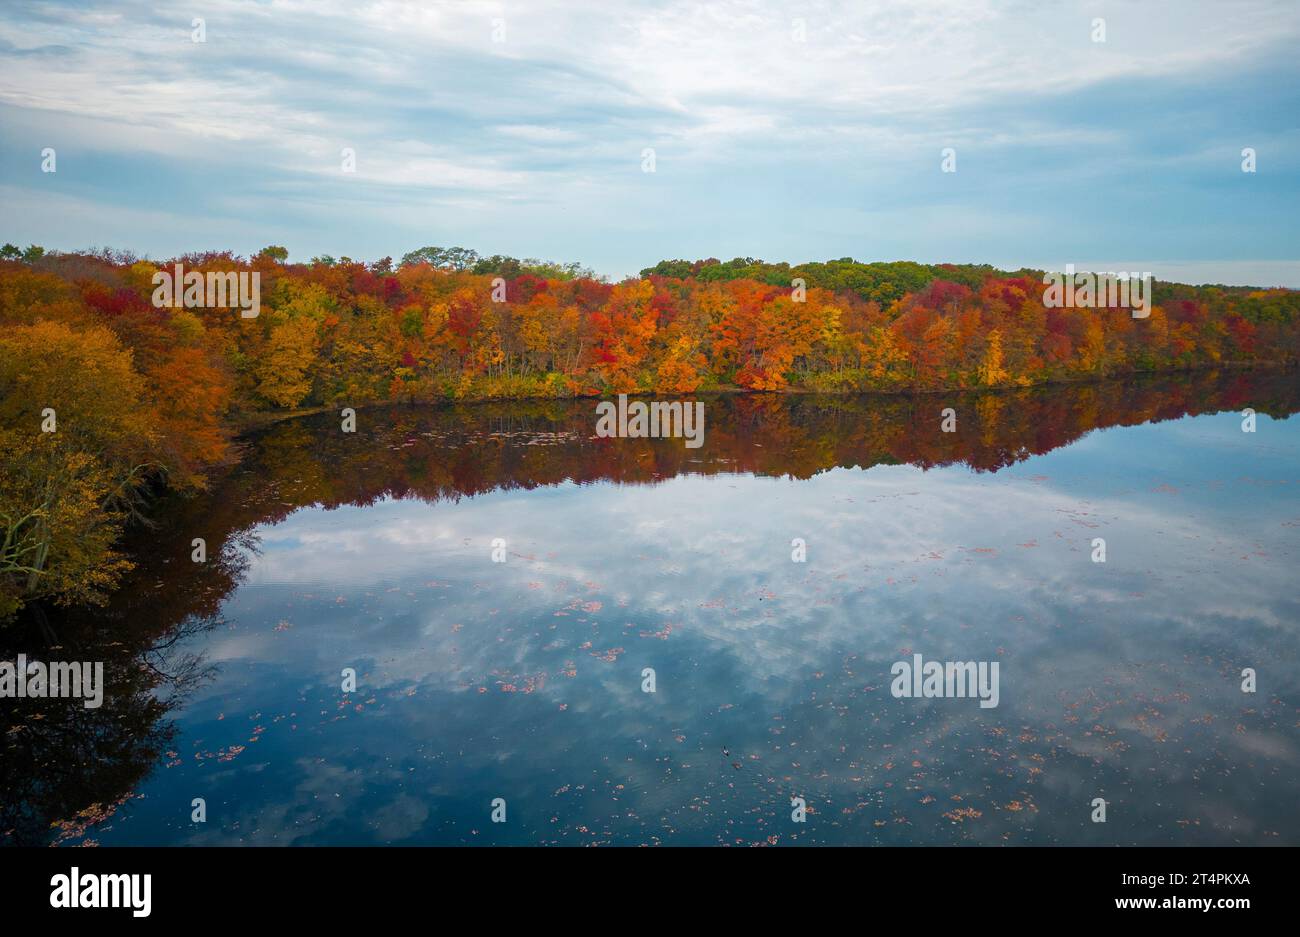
[4,371,1299,846]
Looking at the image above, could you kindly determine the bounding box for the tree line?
[1,244,1297,617]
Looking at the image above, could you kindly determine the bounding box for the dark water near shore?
[4,370,1299,846]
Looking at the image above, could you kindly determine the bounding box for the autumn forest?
[2,244,1298,619]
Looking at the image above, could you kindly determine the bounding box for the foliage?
[1,244,1297,616]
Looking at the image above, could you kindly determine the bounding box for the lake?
[3,369,1298,846]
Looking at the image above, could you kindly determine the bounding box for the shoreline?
[230,360,1295,433]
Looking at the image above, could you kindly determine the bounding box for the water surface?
[4,371,1298,846]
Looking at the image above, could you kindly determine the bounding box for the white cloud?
[2,0,1297,271]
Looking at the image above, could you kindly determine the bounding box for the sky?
[0,0,1297,283]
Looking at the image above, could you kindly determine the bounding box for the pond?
[4,369,1298,846]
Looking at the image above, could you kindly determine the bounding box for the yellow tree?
[0,320,156,612]
[978,328,1009,386]
[1076,316,1106,374]
[0,319,157,484]
[256,317,320,408]
[0,432,131,615]
[516,292,560,373]
[861,325,908,385]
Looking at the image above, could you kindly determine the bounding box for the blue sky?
[1,0,1297,283]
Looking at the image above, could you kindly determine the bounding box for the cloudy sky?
[0,0,1297,282]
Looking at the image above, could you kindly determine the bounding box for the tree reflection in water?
[3,368,1296,845]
